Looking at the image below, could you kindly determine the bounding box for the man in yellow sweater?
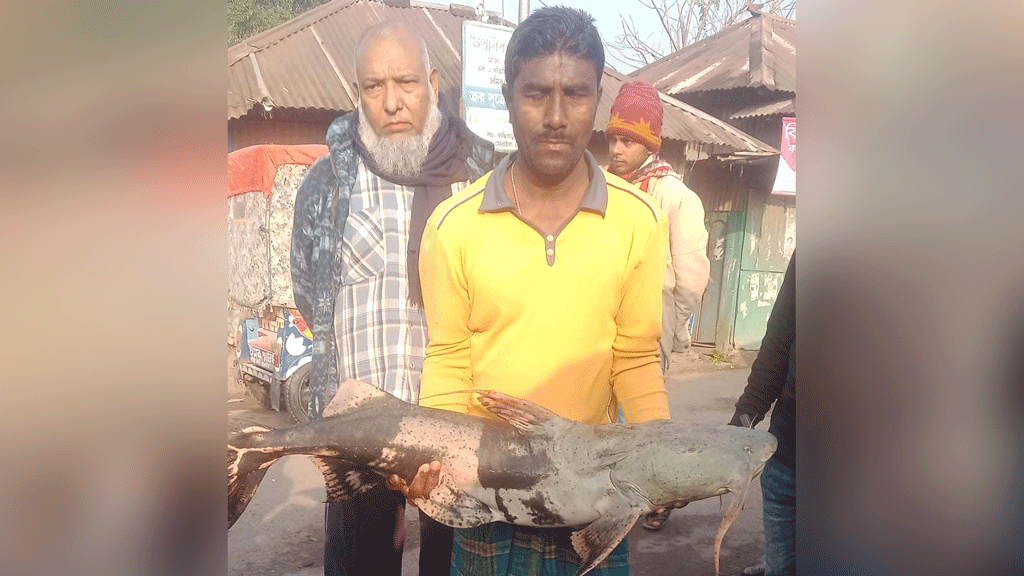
[395,7,671,576]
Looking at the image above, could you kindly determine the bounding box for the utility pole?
[518,0,529,23]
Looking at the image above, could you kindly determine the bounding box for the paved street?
[228,364,765,576]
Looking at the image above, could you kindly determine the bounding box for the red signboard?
[772,117,795,196]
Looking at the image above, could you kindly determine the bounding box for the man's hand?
[728,410,757,428]
[387,461,441,507]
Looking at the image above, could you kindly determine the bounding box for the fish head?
[750,431,778,475]
[625,423,778,509]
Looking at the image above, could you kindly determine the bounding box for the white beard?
[357,91,442,179]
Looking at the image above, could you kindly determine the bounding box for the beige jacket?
[644,165,710,347]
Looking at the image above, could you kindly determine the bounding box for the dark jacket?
[730,253,795,469]
[290,111,495,418]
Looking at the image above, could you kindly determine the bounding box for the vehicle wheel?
[283,364,312,424]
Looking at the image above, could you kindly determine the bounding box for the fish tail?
[228,425,280,529]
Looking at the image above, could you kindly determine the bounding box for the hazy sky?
[487,0,668,72]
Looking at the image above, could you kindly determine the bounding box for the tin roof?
[228,0,776,155]
[228,0,486,119]
[632,9,795,96]
[729,97,795,119]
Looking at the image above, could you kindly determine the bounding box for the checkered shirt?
[334,159,465,403]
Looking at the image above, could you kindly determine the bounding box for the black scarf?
[349,107,472,307]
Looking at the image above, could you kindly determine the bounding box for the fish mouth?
[753,459,770,477]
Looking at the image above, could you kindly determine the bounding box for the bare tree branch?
[612,0,796,71]
[640,0,679,53]
[680,0,695,48]
[722,0,752,29]
[609,13,665,70]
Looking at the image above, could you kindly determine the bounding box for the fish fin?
[476,390,563,433]
[712,478,755,576]
[323,379,391,417]
[608,472,649,503]
[570,503,645,576]
[309,457,385,503]
[415,473,495,529]
[228,425,279,529]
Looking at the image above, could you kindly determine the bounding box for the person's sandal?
[641,508,672,531]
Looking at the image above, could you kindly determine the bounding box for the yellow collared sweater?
[418,170,670,425]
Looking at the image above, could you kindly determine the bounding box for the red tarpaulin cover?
[228,144,328,198]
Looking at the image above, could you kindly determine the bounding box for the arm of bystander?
[289,156,335,324]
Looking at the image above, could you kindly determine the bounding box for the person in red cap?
[605,81,711,530]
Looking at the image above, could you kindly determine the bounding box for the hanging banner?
[462,21,516,153]
[772,116,795,195]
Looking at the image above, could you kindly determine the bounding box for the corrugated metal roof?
[632,10,795,96]
[228,0,500,120]
[729,97,795,119]
[228,0,776,154]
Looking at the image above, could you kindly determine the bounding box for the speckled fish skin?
[228,380,776,576]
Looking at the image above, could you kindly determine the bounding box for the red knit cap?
[606,81,663,152]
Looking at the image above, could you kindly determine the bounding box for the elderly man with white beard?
[290,21,495,576]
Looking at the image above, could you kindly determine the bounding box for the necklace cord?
[510,161,521,214]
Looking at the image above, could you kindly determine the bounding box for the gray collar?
[479,150,608,216]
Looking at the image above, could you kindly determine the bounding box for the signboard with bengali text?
[462,21,516,153]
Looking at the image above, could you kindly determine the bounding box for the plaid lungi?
[451,523,630,576]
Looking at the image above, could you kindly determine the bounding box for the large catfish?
[228,380,776,576]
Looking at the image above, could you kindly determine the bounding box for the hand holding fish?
[387,461,441,506]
